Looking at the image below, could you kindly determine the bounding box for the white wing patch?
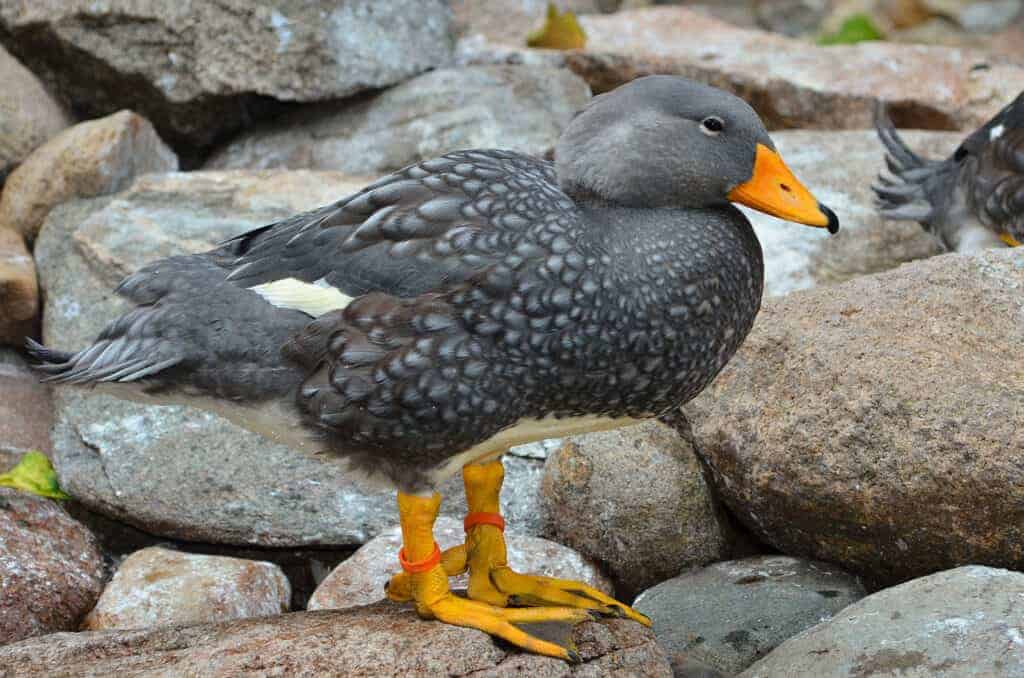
[250,277,353,317]
[990,124,1005,141]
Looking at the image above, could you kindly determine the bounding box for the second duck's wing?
[963,94,1024,244]
[215,149,575,302]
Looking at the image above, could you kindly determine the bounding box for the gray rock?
[205,65,590,175]
[0,0,453,151]
[683,249,1024,585]
[750,130,951,298]
[541,420,732,598]
[0,44,71,177]
[742,566,1024,677]
[35,171,546,548]
[84,546,290,630]
[0,601,672,676]
[634,556,866,675]
[458,5,1024,131]
[0,349,51,467]
[0,487,106,644]
[308,516,613,611]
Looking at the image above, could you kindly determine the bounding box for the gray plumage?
[874,92,1024,252]
[29,76,816,492]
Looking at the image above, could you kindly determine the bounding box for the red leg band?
[464,511,506,533]
[398,542,442,574]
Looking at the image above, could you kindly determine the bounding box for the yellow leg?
[461,459,652,627]
[385,490,592,662]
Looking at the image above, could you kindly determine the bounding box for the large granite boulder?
[0,110,177,244]
[205,65,591,175]
[743,566,1024,677]
[635,556,866,676]
[0,44,70,178]
[83,546,290,631]
[0,487,105,644]
[458,5,1024,131]
[684,249,1024,585]
[541,419,733,598]
[34,171,547,547]
[0,0,453,151]
[308,516,612,611]
[0,602,672,675]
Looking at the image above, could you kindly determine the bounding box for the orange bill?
[999,233,1021,247]
[728,143,839,234]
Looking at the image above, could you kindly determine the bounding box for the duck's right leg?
[386,490,592,662]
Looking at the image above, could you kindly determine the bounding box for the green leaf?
[527,3,587,50]
[818,14,884,45]
[0,451,71,500]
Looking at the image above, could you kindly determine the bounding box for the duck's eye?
[701,116,725,135]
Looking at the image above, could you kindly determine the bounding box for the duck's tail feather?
[27,254,311,400]
[871,103,951,224]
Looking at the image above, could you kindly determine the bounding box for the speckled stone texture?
[0,487,105,644]
[205,65,591,175]
[0,602,671,676]
[0,110,177,243]
[634,556,866,675]
[308,516,612,611]
[457,5,1024,131]
[683,249,1024,585]
[33,171,548,546]
[0,0,453,150]
[0,44,70,177]
[541,420,732,598]
[83,546,290,630]
[742,566,1024,677]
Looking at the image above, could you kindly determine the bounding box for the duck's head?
[555,75,839,234]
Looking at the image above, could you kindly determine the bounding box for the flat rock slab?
[34,171,547,547]
[635,556,866,675]
[742,566,1024,677]
[0,487,105,644]
[0,602,671,676]
[308,516,612,611]
[0,0,453,150]
[205,65,590,175]
[684,249,1024,585]
[458,6,1024,131]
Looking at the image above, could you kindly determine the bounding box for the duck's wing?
[216,149,575,301]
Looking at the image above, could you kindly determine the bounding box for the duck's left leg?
[458,458,650,625]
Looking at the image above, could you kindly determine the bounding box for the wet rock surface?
[0,0,453,152]
[206,65,590,175]
[742,566,1024,677]
[83,546,290,630]
[635,556,866,675]
[0,601,672,676]
[0,487,105,644]
[308,516,612,611]
[684,249,1024,585]
[34,172,547,547]
[541,420,733,598]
